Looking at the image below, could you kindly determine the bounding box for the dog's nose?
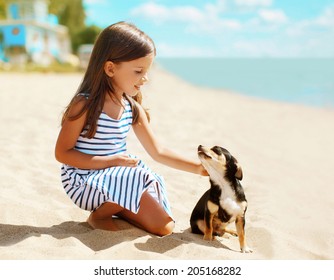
[198,145,203,151]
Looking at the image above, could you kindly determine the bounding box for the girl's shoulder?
[66,93,89,118]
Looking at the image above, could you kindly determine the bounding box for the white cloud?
[209,0,227,12]
[130,1,334,57]
[157,42,215,57]
[84,0,107,4]
[235,0,272,8]
[131,2,168,22]
[287,5,334,37]
[315,5,334,28]
[258,9,288,24]
[131,1,242,35]
[283,5,334,57]
[130,2,205,24]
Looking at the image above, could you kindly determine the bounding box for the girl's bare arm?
[55,100,138,169]
[132,105,207,175]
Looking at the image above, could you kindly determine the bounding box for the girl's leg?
[87,202,124,231]
[87,191,174,236]
[118,191,174,237]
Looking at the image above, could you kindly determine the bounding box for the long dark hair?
[62,21,155,138]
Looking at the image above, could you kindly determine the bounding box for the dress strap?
[77,92,90,99]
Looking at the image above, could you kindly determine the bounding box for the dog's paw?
[213,230,225,237]
[203,234,214,241]
[241,246,253,253]
[225,229,238,237]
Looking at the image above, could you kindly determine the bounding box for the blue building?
[0,0,71,65]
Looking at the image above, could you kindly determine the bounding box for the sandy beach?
[1,65,334,260]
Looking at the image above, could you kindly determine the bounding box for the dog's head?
[198,145,243,181]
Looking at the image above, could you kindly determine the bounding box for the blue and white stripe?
[74,108,132,156]
[60,97,172,217]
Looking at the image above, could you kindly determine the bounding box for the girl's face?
[109,53,154,97]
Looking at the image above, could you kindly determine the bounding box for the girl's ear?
[104,61,115,77]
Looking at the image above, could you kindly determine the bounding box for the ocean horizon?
[156,57,334,109]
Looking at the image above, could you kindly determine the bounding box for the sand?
[1,65,334,260]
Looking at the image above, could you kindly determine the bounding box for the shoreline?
[154,58,334,110]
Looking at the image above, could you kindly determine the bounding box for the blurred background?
[0,0,333,108]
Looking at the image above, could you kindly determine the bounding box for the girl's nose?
[141,73,149,82]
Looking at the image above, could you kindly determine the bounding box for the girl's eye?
[135,71,142,74]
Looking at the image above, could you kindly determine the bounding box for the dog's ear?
[235,163,243,180]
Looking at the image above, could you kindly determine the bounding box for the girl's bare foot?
[87,212,119,231]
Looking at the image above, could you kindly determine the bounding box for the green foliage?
[57,0,85,35]
[73,25,101,53]
[49,0,101,53]
[0,0,5,19]
[49,0,85,52]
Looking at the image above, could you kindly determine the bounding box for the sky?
[83,0,334,58]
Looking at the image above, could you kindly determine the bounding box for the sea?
[156,58,334,110]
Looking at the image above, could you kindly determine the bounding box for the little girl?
[55,21,207,236]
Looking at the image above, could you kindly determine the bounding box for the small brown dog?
[190,145,252,253]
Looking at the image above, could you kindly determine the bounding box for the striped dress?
[60,95,172,217]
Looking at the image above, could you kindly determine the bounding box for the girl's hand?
[109,155,139,167]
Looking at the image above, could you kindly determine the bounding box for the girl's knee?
[154,220,175,237]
